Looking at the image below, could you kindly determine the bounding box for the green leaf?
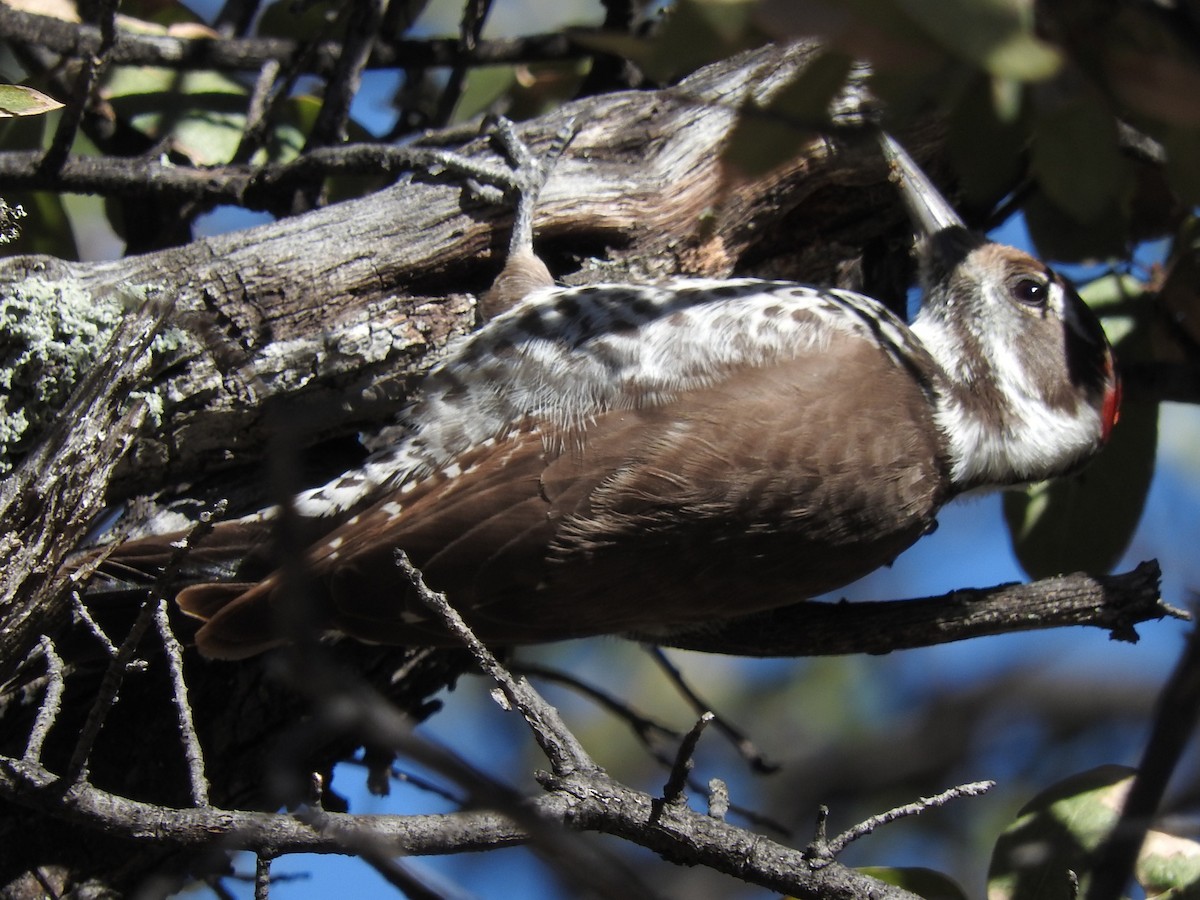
[584,0,763,83]
[894,0,1060,81]
[1031,92,1126,224]
[1138,830,1200,897]
[104,66,250,167]
[989,765,1136,900]
[453,66,518,125]
[857,866,969,899]
[722,51,853,180]
[258,0,342,41]
[0,85,63,118]
[947,74,1027,209]
[104,66,310,167]
[991,766,1200,899]
[1004,398,1156,579]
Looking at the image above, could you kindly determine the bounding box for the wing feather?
[187,315,949,654]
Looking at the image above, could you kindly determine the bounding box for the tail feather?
[178,582,287,660]
[176,582,255,621]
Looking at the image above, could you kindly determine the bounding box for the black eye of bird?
[1012,276,1048,306]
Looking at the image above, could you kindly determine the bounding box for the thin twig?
[515,662,791,835]
[515,661,681,752]
[153,599,210,807]
[67,596,157,781]
[69,590,118,658]
[214,0,264,37]
[0,6,583,74]
[821,780,995,857]
[68,502,227,782]
[23,637,65,765]
[645,646,779,774]
[254,853,271,900]
[306,0,385,150]
[232,58,282,164]
[660,712,714,808]
[39,0,118,172]
[707,778,730,820]
[434,0,494,126]
[395,549,597,777]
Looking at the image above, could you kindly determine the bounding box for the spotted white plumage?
[291,278,936,521]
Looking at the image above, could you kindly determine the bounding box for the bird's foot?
[418,115,576,261]
[414,116,575,317]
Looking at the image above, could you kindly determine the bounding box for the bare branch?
[0,753,922,899]
[68,502,227,782]
[39,0,118,173]
[153,599,210,807]
[232,58,283,164]
[254,854,270,900]
[821,780,995,857]
[657,561,1176,657]
[515,662,791,835]
[515,661,681,755]
[0,6,582,75]
[67,597,157,783]
[69,590,118,658]
[433,0,495,126]
[395,549,597,777]
[658,711,714,811]
[22,637,65,765]
[646,647,779,773]
[306,0,385,151]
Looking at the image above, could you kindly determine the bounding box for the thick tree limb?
[0,754,918,900]
[0,291,170,678]
[658,561,1174,656]
[0,42,902,507]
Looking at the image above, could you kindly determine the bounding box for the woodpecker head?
[881,134,1120,493]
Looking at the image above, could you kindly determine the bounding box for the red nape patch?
[1101,356,1121,444]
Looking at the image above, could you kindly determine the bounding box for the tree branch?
[0,752,923,899]
[0,6,583,75]
[656,561,1175,656]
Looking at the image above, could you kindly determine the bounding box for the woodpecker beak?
[879,132,964,235]
[880,132,987,289]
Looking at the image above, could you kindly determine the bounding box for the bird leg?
[418,116,576,318]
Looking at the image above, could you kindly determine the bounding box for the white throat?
[911,312,1102,492]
